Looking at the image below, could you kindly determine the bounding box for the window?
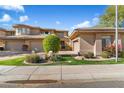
[16,28,22,35]
[26,28,30,34]
[16,28,30,35]
[18,28,22,33]
[45,31,49,34]
[102,36,112,51]
[22,28,25,33]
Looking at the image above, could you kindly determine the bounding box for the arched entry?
[22,44,28,51]
[0,46,4,51]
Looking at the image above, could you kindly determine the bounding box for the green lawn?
[0,56,124,66]
[0,57,27,66]
[58,56,124,65]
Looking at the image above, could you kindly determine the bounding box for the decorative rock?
[48,51,53,58]
[32,50,36,54]
[74,56,84,60]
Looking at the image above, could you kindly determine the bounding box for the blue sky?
[0,5,107,33]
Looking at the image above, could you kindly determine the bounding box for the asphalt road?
[1,65,124,88]
[0,79,124,88]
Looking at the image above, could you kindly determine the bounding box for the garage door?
[6,41,23,51]
[73,40,79,52]
[31,40,43,52]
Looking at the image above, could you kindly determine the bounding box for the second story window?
[45,32,49,34]
[26,28,30,34]
[44,31,50,35]
[16,28,30,35]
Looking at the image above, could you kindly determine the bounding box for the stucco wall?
[80,33,95,54]
[56,32,64,38]
[0,40,5,47]
[30,29,41,35]
[0,31,6,36]
[72,37,80,52]
[95,34,102,55]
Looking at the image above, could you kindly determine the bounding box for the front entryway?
[0,47,4,51]
[22,45,28,51]
[73,40,79,52]
[102,36,112,51]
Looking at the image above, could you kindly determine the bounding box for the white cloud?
[56,21,60,25]
[0,5,24,12]
[0,14,12,22]
[72,17,99,29]
[19,15,29,22]
[92,17,99,25]
[72,21,91,29]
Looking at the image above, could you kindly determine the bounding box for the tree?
[43,34,60,53]
[98,5,124,27]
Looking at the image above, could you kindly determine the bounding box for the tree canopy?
[43,34,60,53]
[98,5,124,27]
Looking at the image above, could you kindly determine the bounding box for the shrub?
[48,54,61,61]
[83,52,94,58]
[25,55,31,62]
[43,34,60,53]
[101,51,111,58]
[103,45,115,57]
[25,54,41,63]
[55,55,63,61]
[87,52,94,58]
[119,51,124,58]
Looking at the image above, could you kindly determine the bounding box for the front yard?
[0,57,27,66]
[0,55,124,66]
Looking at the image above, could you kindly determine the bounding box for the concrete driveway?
[1,65,124,87]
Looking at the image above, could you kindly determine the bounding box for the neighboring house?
[70,28,124,56]
[0,28,14,50]
[0,24,70,52]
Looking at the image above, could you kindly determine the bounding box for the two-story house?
[0,24,70,52]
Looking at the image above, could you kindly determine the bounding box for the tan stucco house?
[70,28,124,56]
[0,24,70,52]
[1,24,124,56]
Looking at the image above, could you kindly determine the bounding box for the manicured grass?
[0,57,27,66]
[0,56,124,66]
[57,56,124,65]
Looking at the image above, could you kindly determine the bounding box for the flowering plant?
[103,43,122,57]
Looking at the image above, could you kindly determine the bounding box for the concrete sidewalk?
[0,65,124,82]
[1,65,124,87]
